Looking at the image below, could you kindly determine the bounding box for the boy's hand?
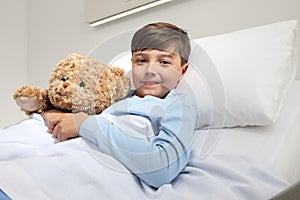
[42,110,89,141]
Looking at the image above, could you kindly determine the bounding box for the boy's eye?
[134,58,146,64]
[160,60,171,66]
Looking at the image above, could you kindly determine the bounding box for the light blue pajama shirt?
[79,89,197,188]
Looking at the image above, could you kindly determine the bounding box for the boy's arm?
[80,92,197,188]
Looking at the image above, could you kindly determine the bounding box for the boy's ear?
[181,63,189,75]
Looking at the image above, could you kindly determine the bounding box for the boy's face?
[132,49,188,98]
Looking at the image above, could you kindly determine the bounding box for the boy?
[43,22,197,188]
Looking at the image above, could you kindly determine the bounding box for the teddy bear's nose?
[62,82,70,88]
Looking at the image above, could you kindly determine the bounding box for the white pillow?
[109,20,298,129]
[179,20,298,128]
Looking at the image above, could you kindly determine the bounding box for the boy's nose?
[144,63,158,75]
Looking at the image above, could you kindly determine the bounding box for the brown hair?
[131,22,191,65]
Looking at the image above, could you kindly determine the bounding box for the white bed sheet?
[209,80,300,184]
[0,116,289,200]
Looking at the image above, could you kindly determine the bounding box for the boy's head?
[131,22,191,65]
[131,22,191,98]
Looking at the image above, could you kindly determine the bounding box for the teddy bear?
[13,53,131,116]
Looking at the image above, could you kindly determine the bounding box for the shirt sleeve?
[79,90,197,188]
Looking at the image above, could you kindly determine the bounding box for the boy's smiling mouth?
[142,81,161,86]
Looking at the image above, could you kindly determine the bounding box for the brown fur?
[13,53,131,115]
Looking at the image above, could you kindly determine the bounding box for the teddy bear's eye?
[79,81,86,88]
[61,77,67,82]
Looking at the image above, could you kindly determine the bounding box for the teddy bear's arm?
[13,86,53,115]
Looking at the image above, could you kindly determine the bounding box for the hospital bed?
[0,20,299,200]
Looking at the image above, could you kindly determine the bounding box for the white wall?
[26,0,300,88]
[1,0,300,127]
[0,0,28,127]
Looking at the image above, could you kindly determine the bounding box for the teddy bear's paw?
[13,86,47,112]
[15,96,44,112]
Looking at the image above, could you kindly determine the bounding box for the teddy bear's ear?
[115,75,131,100]
[105,66,131,102]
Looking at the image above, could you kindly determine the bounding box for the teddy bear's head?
[48,53,130,114]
